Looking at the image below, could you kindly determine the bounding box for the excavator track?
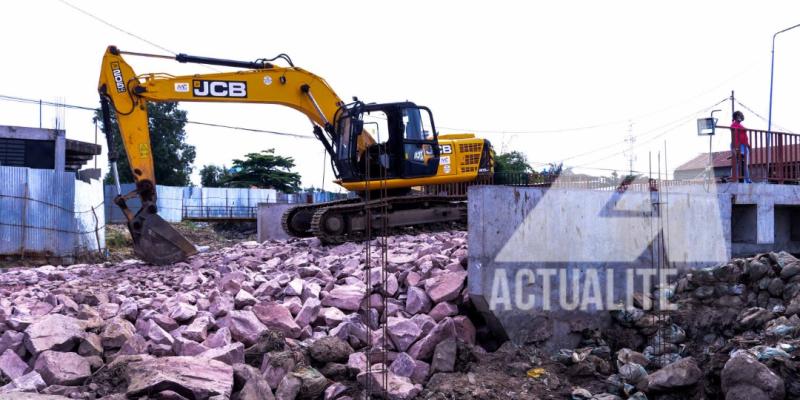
[281,198,363,238]
[308,195,467,244]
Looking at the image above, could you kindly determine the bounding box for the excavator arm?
[97,46,372,264]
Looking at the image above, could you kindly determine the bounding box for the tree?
[99,102,196,186]
[223,149,301,192]
[493,150,539,184]
[199,164,231,187]
[494,150,534,174]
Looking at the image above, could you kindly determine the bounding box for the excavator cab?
[332,102,440,183]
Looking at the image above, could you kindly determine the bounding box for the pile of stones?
[556,251,800,400]
[0,231,480,400]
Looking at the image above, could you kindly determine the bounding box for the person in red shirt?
[731,111,752,183]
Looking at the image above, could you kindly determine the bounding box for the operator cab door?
[333,102,440,182]
[400,106,439,178]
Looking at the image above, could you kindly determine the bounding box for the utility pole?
[767,23,800,182]
[624,121,636,176]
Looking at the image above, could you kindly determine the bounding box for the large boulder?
[424,271,467,303]
[408,317,456,361]
[33,351,91,386]
[0,348,29,380]
[647,357,702,391]
[233,363,275,400]
[126,356,234,398]
[387,317,422,353]
[293,366,329,399]
[100,317,136,349]
[357,364,422,400]
[23,314,85,355]
[308,336,354,364]
[721,351,784,400]
[218,310,269,347]
[253,303,302,339]
[321,285,364,311]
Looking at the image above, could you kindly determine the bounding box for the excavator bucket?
[130,212,198,265]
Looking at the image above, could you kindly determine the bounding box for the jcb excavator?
[98,46,493,265]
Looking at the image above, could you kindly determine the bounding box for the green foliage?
[199,164,231,187]
[494,150,534,174]
[493,150,540,184]
[99,102,196,186]
[223,149,301,192]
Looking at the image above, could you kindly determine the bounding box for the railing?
[728,127,800,183]
[423,172,705,196]
[182,205,258,221]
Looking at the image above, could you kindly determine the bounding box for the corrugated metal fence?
[0,166,104,258]
[105,185,350,223]
[104,184,185,224]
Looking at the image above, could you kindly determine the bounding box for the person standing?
[731,111,752,183]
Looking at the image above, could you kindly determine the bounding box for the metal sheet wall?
[104,184,183,223]
[0,166,104,258]
[74,177,105,253]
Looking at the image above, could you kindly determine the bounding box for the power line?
[436,61,763,135]
[0,94,315,139]
[735,100,795,133]
[56,0,176,55]
[55,0,221,72]
[566,97,730,168]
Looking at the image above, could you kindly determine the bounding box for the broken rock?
[100,317,136,349]
[721,351,785,400]
[0,348,29,380]
[424,271,467,303]
[309,336,354,364]
[23,314,85,355]
[126,356,234,399]
[253,303,302,339]
[321,285,364,312]
[33,351,91,386]
[387,317,422,353]
[219,310,269,347]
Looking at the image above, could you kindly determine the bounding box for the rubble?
[4,228,798,399]
[0,232,487,399]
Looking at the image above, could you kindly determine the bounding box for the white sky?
[1,1,799,188]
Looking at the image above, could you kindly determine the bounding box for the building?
[675,144,800,182]
[0,125,101,180]
[0,125,104,262]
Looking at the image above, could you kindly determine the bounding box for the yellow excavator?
[98,46,493,265]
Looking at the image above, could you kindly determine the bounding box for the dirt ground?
[0,221,257,268]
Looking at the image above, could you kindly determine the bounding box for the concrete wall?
[468,182,800,349]
[257,203,294,242]
[468,184,738,349]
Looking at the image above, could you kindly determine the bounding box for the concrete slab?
[468,182,800,349]
[468,184,733,350]
[257,203,293,242]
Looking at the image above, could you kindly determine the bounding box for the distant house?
[675,144,800,181]
[673,150,734,180]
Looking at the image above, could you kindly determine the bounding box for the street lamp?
[767,23,800,181]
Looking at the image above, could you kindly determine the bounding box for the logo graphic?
[174,82,190,93]
[440,144,452,154]
[192,80,247,98]
[110,62,126,93]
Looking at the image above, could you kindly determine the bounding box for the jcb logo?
[440,144,452,154]
[192,80,247,98]
[110,62,126,93]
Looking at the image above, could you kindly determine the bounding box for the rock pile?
[0,231,480,399]
[555,251,800,400]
